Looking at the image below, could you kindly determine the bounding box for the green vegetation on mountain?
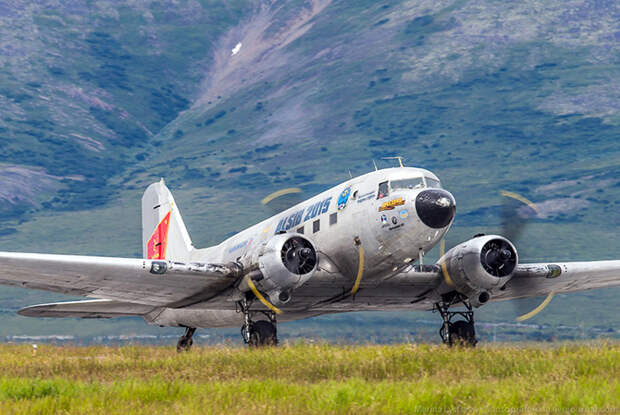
[0,0,618,340]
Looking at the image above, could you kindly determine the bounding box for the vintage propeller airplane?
[1,163,619,350]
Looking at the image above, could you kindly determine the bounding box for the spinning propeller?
[499,190,555,322]
[439,190,555,321]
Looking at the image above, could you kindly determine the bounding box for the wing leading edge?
[0,252,242,307]
[494,260,620,301]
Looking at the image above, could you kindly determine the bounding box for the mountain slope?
[0,0,618,337]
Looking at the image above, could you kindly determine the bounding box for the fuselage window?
[313,219,320,233]
[391,177,425,190]
[377,181,389,199]
[297,226,304,234]
[329,212,337,225]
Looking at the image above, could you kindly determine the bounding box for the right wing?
[0,252,242,307]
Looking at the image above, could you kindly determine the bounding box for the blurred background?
[0,0,618,344]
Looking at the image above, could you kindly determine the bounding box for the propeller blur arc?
[499,190,555,321]
[261,188,303,205]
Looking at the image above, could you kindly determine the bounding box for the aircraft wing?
[18,299,157,318]
[493,260,620,301]
[0,252,242,307]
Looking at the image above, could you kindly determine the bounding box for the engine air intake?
[281,236,317,275]
[480,239,517,277]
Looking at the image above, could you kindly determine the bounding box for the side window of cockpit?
[425,178,442,188]
[377,181,389,199]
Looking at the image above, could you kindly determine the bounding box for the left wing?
[0,252,242,306]
[18,299,156,318]
[493,260,620,301]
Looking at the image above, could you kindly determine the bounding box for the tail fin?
[142,179,193,261]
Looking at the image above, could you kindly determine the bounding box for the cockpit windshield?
[390,177,442,191]
[425,177,442,188]
[391,177,425,190]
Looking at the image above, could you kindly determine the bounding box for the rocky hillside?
[0,0,618,336]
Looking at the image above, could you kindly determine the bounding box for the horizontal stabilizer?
[18,299,157,319]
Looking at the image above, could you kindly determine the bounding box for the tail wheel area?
[176,327,196,353]
[248,320,278,347]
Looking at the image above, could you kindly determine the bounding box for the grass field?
[0,343,617,414]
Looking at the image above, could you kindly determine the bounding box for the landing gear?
[177,326,196,352]
[238,298,279,347]
[435,293,478,347]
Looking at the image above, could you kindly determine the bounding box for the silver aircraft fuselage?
[146,167,456,328]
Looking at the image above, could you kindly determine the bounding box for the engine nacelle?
[244,233,318,304]
[439,235,518,303]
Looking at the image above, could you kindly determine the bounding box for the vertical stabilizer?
[142,179,193,261]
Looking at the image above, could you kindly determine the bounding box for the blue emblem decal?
[400,209,408,219]
[337,187,351,210]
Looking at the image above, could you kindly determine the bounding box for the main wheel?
[248,320,278,347]
[448,320,477,347]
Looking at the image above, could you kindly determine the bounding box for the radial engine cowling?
[439,235,518,305]
[245,234,318,304]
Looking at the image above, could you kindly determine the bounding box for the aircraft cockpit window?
[425,178,442,188]
[377,181,389,199]
[391,178,425,190]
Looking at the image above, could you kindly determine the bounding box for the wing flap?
[18,299,156,318]
[0,252,242,306]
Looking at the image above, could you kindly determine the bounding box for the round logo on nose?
[391,216,398,225]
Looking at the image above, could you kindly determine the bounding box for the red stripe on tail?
[147,211,171,259]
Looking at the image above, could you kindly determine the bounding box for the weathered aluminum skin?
[1,167,619,328]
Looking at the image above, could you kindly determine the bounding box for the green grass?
[1,0,619,342]
[0,342,617,414]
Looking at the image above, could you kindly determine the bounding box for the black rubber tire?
[248,320,278,347]
[449,320,477,347]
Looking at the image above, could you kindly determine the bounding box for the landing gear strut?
[238,298,278,347]
[434,293,477,347]
[177,326,196,352]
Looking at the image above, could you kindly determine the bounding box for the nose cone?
[415,189,456,229]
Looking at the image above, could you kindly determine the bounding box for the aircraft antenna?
[372,160,378,171]
[382,156,405,168]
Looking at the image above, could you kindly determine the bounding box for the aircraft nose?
[415,189,456,229]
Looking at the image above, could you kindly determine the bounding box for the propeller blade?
[439,239,455,287]
[515,292,555,322]
[499,190,539,242]
[245,276,282,315]
[499,191,554,321]
[350,240,365,296]
[261,187,304,213]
